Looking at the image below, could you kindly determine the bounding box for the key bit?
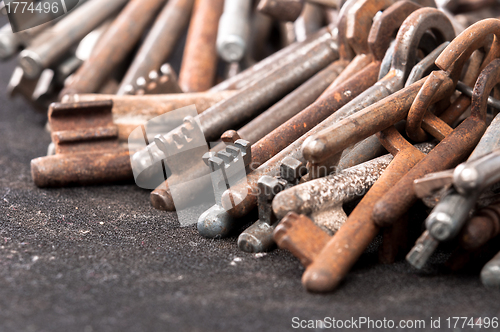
[150,64,183,94]
[131,65,184,96]
[135,77,147,95]
[198,140,252,238]
[153,116,206,160]
[273,212,331,267]
[216,150,235,165]
[280,156,307,185]
[31,100,132,187]
[220,130,241,144]
[123,84,135,95]
[237,175,287,252]
[258,176,288,225]
[238,157,303,253]
[413,169,454,198]
[116,0,194,95]
[234,139,251,168]
[202,151,216,167]
[406,231,440,269]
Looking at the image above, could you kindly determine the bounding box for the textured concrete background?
[1,24,500,332]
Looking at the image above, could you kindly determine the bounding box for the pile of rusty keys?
[3,0,500,293]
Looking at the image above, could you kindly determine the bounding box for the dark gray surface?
[1,35,500,332]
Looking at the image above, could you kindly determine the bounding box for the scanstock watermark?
[129,106,250,227]
[2,0,80,32]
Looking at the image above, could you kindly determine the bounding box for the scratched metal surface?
[1,28,500,332]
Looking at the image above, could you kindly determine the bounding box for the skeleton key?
[237,157,306,252]
[124,64,183,96]
[221,5,452,221]
[200,0,403,237]
[150,58,347,212]
[301,6,454,174]
[275,128,434,293]
[408,113,500,268]
[31,101,132,187]
[116,0,193,95]
[19,0,127,79]
[60,0,168,97]
[372,19,500,229]
[63,90,235,143]
[147,0,366,213]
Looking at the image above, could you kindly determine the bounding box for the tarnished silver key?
[237,157,305,252]
[408,112,500,269]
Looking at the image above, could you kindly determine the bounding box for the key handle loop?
[337,0,395,60]
[367,1,421,61]
[406,19,500,142]
[336,0,360,60]
[471,58,500,122]
[345,0,394,56]
[436,19,500,82]
[388,7,455,86]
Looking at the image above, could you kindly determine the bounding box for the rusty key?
[408,111,500,269]
[60,0,168,98]
[275,15,473,293]
[199,0,398,236]
[300,20,500,290]
[178,0,224,92]
[221,4,449,220]
[372,19,500,228]
[19,0,128,79]
[68,90,237,142]
[31,101,132,187]
[301,6,454,172]
[151,59,346,211]
[275,128,434,290]
[117,0,194,95]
